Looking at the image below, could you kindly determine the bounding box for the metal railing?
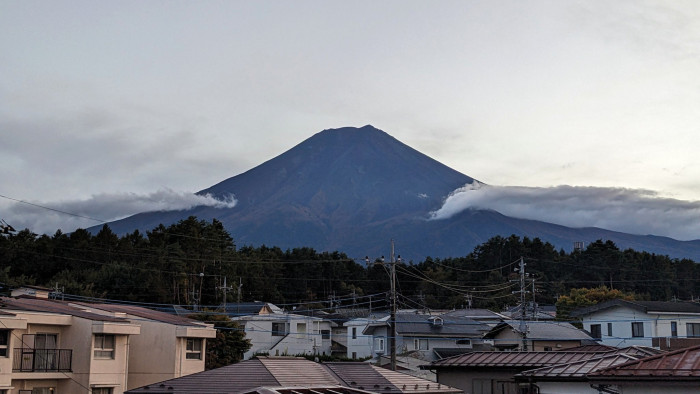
[12,348,73,372]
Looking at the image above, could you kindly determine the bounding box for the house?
[0,292,216,394]
[571,299,700,349]
[423,346,660,394]
[222,302,283,317]
[362,313,492,362]
[483,320,595,351]
[587,344,700,394]
[125,356,463,394]
[232,312,333,359]
[514,352,643,393]
[346,313,388,360]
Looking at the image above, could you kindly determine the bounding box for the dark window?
[0,330,8,357]
[543,347,552,351]
[671,322,678,337]
[456,339,471,345]
[352,351,357,360]
[94,334,115,359]
[352,327,357,339]
[632,322,644,338]
[321,330,330,340]
[186,338,202,360]
[590,324,602,339]
[607,323,613,337]
[687,323,700,337]
[271,322,285,336]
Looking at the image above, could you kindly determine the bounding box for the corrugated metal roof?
[0,297,127,322]
[590,344,700,378]
[428,351,606,368]
[517,353,639,379]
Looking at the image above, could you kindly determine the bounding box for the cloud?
[429,183,700,241]
[2,189,237,235]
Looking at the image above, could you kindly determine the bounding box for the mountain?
[95,125,700,261]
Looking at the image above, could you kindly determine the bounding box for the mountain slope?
[97,125,700,261]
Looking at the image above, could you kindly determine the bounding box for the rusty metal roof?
[326,362,460,394]
[516,353,640,380]
[590,344,700,379]
[427,351,607,369]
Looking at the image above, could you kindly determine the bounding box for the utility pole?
[513,257,529,351]
[389,240,398,371]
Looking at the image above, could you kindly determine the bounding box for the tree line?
[1,216,698,311]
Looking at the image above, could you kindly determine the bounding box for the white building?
[572,299,700,349]
[233,313,333,359]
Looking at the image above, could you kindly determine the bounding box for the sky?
[1,0,699,241]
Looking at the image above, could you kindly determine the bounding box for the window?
[543,347,553,351]
[92,389,113,394]
[671,321,678,337]
[271,322,285,336]
[472,379,492,394]
[607,323,613,337]
[352,327,357,339]
[631,322,644,338]
[321,330,330,340]
[414,338,429,350]
[374,337,385,352]
[352,352,357,360]
[186,338,203,360]
[94,334,115,359]
[456,339,471,346]
[0,330,8,357]
[590,324,602,339]
[687,323,700,337]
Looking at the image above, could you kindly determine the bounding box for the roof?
[571,299,700,317]
[127,357,461,394]
[0,296,128,322]
[365,313,490,337]
[483,320,593,341]
[426,351,605,369]
[245,386,376,394]
[440,309,505,321]
[589,344,700,380]
[223,302,280,317]
[515,353,640,381]
[76,302,205,326]
[326,362,460,394]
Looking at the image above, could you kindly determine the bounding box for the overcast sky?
[1,0,699,240]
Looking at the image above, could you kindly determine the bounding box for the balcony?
[13,348,73,372]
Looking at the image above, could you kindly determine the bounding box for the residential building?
[483,320,595,351]
[571,299,700,349]
[232,313,333,359]
[588,344,700,393]
[362,313,491,362]
[423,346,660,394]
[0,293,216,394]
[126,356,463,394]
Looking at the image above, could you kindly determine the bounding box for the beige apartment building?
[0,288,216,394]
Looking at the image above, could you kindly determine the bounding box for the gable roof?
[425,350,605,369]
[126,357,461,394]
[589,344,700,380]
[76,302,205,327]
[571,299,700,317]
[483,320,593,341]
[364,313,490,337]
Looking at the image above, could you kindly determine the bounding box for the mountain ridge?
[94,125,700,261]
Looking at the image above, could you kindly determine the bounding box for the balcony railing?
[13,348,73,372]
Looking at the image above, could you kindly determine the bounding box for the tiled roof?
[78,302,204,326]
[0,297,127,322]
[589,344,700,379]
[394,313,490,337]
[127,357,461,394]
[484,320,593,341]
[516,353,639,380]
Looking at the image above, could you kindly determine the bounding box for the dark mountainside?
[96,125,700,261]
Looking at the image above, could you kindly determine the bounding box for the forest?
[1,216,698,313]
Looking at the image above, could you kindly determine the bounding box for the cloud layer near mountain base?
[429,184,700,241]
